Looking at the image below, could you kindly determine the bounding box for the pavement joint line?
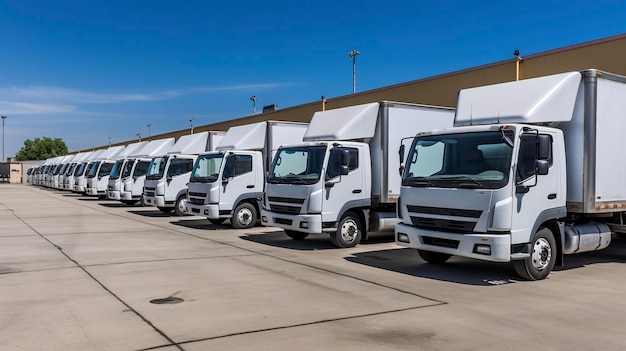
[167,303,447,347]
[7,206,186,351]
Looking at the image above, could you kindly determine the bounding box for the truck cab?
[262,141,369,246]
[186,150,264,228]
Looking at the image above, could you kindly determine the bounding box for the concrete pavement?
[2,184,626,350]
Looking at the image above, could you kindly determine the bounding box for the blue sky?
[0,0,624,158]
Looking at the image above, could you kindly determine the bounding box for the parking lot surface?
[2,184,626,350]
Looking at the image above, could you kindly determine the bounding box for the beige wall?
[78,34,626,153]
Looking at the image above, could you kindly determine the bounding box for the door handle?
[352,189,362,194]
[247,185,255,188]
[548,193,557,199]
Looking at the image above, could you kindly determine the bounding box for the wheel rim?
[177,199,186,213]
[340,219,359,243]
[531,237,552,271]
[237,208,253,226]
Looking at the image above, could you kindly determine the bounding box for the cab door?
[322,145,367,223]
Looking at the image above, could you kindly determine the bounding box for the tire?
[285,230,309,240]
[208,218,226,225]
[157,206,173,213]
[231,202,257,229]
[174,195,188,216]
[330,212,363,248]
[512,227,556,281]
[418,249,452,264]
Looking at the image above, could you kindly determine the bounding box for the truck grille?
[144,187,156,197]
[410,216,476,233]
[406,205,481,218]
[268,196,305,204]
[188,192,207,205]
[270,204,302,215]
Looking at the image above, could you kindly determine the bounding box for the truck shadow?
[170,218,225,230]
[127,210,178,218]
[240,231,337,251]
[98,203,131,208]
[346,237,626,286]
[347,248,519,286]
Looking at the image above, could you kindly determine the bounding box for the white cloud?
[0,101,76,115]
[0,82,296,106]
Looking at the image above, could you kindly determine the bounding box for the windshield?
[146,156,169,180]
[121,159,136,178]
[402,130,514,189]
[132,160,150,179]
[190,154,224,183]
[267,145,326,185]
[87,161,101,178]
[65,163,77,176]
[110,160,124,179]
[98,162,114,177]
[74,162,86,176]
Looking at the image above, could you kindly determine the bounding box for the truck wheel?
[285,230,309,240]
[418,250,451,264]
[157,207,173,213]
[330,212,362,248]
[513,227,556,280]
[208,218,226,225]
[174,195,188,216]
[232,202,257,229]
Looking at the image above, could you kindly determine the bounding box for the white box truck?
[395,69,626,280]
[74,149,106,194]
[119,138,175,205]
[61,152,90,190]
[51,155,74,189]
[106,141,148,201]
[261,101,455,247]
[143,131,224,215]
[185,121,308,228]
[85,145,126,198]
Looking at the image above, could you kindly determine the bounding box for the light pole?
[189,119,194,134]
[137,133,142,142]
[147,123,152,138]
[108,136,111,147]
[250,96,257,115]
[348,50,360,94]
[1,116,6,162]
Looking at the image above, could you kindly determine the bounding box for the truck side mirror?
[536,160,549,175]
[341,149,351,175]
[537,134,551,160]
[399,144,405,163]
[341,149,350,167]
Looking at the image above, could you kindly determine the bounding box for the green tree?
[15,137,68,161]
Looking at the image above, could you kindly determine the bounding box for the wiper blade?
[440,175,485,188]
[404,176,435,187]
[285,174,308,184]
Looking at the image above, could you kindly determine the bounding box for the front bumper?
[395,223,512,262]
[185,202,222,218]
[260,209,324,234]
[107,190,121,200]
[144,195,164,207]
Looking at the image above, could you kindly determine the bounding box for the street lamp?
[348,50,360,94]
[1,116,6,162]
[108,137,111,147]
[250,96,257,115]
[147,123,152,138]
[189,119,194,134]
[137,133,142,142]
